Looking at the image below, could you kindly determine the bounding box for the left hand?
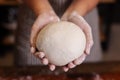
[61,11,94,72]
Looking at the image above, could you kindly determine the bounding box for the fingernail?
[63,67,69,72]
[50,65,55,71]
[81,55,86,63]
[74,54,86,65]
[86,44,91,54]
[74,60,82,65]
[30,47,35,54]
[74,59,80,65]
[86,48,90,54]
[38,52,45,58]
[68,63,76,69]
[42,58,48,65]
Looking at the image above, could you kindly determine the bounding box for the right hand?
[30,11,60,71]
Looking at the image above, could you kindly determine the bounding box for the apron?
[15,0,102,66]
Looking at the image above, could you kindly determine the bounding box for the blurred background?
[1,0,120,66]
[0,0,120,79]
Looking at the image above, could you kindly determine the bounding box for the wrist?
[62,0,95,19]
[33,4,54,16]
[68,11,84,21]
[35,9,55,17]
[62,11,84,21]
[62,11,90,31]
[37,10,59,20]
[22,0,54,16]
[36,11,60,24]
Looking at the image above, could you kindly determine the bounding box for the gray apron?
[15,0,102,66]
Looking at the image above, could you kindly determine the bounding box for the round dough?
[36,21,86,66]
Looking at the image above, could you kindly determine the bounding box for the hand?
[61,11,94,72]
[30,11,60,71]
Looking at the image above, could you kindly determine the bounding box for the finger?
[49,64,56,71]
[30,47,36,54]
[68,12,94,55]
[63,66,69,72]
[34,52,45,59]
[85,40,94,55]
[68,62,76,69]
[39,52,45,58]
[74,53,86,65]
[42,58,49,65]
[30,12,60,48]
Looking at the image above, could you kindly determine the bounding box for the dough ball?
[36,21,86,66]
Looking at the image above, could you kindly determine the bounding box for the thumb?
[30,13,59,48]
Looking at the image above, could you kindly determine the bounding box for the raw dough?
[36,21,86,66]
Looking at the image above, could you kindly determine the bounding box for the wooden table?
[0,61,120,75]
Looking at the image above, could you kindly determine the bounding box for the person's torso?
[48,0,72,17]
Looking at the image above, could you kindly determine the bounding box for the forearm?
[64,0,99,17]
[22,0,54,16]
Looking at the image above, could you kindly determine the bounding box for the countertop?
[0,61,120,75]
[0,61,120,79]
